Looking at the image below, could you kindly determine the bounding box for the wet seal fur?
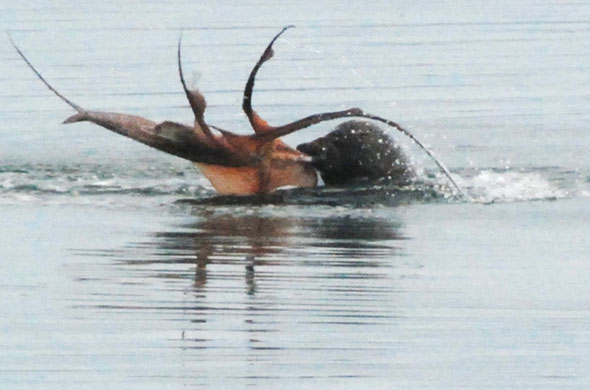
[297,120,415,186]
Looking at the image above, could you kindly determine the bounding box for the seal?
[297,120,415,186]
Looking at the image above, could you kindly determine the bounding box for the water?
[1,0,589,388]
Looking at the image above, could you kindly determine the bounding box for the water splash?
[458,168,574,203]
[0,162,583,207]
[0,162,211,206]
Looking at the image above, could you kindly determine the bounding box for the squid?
[10,27,466,197]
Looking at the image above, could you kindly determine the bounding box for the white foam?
[1,179,15,190]
[89,179,117,187]
[462,170,569,203]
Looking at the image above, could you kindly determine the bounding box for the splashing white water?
[461,170,570,203]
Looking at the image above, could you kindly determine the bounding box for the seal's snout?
[297,139,329,170]
[296,141,319,156]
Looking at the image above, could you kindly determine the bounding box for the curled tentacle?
[242,25,294,133]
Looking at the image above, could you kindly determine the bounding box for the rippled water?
[2,1,590,388]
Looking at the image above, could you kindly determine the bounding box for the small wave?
[580,176,590,198]
[178,183,452,207]
[0,162,584,207]
[0,162,211,205]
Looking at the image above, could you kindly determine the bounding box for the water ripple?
[0,162,583,207]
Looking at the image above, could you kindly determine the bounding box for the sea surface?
[1,1,589,388]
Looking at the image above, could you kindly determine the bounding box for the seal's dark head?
[297,120,415,186]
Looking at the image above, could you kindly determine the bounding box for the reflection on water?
[4,200,590,388]
[70,207,415,387]
[142,208,403,290]
[120,206,406,296]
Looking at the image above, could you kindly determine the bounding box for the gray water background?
[1,1,589,388]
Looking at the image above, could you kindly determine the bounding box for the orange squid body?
[194,139,317,195]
